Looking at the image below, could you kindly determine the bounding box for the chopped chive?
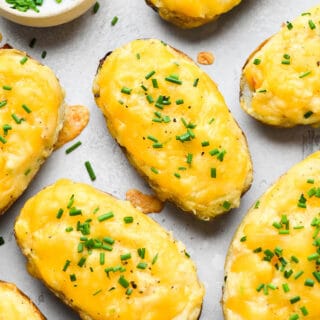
[256,283,264,292]
[118,276,129,288]
[282,283,290,293]
[98,212,114,222]
[178,166,187,171]
[85,161,96,181]
[211,168,216,178]
[307,178,314,184]
[294,271,304,279]
[2,85,12,90]
[102,244,113,251]
[308,19,316,30]
[299,71,311,78]
[103,237,115,245]
[0,100,7,108]
[150,167,159,174]
[29,38,37,48]
[165,76,182,85]
[20,56,28,65]
[24,168,31,176]
[66,141,82,154]
[174,173,181,179]
[69,208,82,216]
[186,153,193,165]
[286,21,293,30]
[121,87,132,95]
[281,60,290,65]
[93,289,102,296]
[253,58,261,65]
[70,274,77,282]
[208,118,215,124]
[56,208,64,219]
[11,113,24,124]
[307,252,320,261]
[145,70,156,80]
[176,99,184,105]
[201,141,210,147]
[254,200,260,209]
[136,53,141,60]
[120,253,132,261]
[137,262,147,269]
[62,260,71,271]
[152,142,163,148]
[77,243,83,253]
[240,236,247,242]
[300,306,309,316]
[289,315,299,320]
[78,257,86,267]
[100,252,105,265]
[126,288,133,295]
[146,95,154,103]
[304,279,314,287]
[93,1,100,13]
[21,104,31,113]
[65,227,73,232]
[152,253,158,265]
[291,256,299,263]
[152,79,158,88]
[138,248,145,259]
[41,51,47,59]
[293,225,304,229]
[147,135,158,143]
[193,78,199,87]
[111,16,118,26]
[222,201,231,210]
[124,216,134,224]
[304,111,313,119]
[141,84,147,91]
[279,230,290,235]
[0,136,7,144]
[290,296,301,304]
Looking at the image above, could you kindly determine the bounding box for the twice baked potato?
[93,39,253,220]
[15,179,204,320]
[223,151,320,319]
[146,0,242,28]
[0,280,45,319]
[0,47,88,216]
[241,5,320,127]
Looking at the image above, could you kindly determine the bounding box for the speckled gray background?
[0,0,319,319]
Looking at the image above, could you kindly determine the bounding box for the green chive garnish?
[290,296,301,304]
[152,253,158,265]
[145,70,156,80]
[0,100,7,108]
[78,257,86,267]
[85,161,96,181]
[66,141,82,154]
[138,248,145,259]
[121,87,132,95]
[111,16,118,26]
[98,212,114,222]
[118,276,129,288]
[308,19,316,30]
[100,252,105,265]
[253,58,261,65]
[211,168,216,178]
[299,71,311,78]
[2,85,12,90]
[56,208,64,219]
[20,56,28,64]
[137,262,147,269]
[63,260,71,271]
[124,216,134,224]
[93,2,99,14]
[152,79,158,88]
[193,78,199,87]
[70,274,77,282]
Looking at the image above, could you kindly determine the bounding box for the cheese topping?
[15,179,204,320]
[0,49,64,215]
[0,281,44,319]
[242,5,320,127]
[223,151,320,319]
[93,39,252,220]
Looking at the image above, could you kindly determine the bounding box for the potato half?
[146,0,242,28]
[0,281,45,319]
[241,5,320,127]
[0,47,65,215]
[223,151,320,319]
[15,179,204,320]
[93,39,253,220]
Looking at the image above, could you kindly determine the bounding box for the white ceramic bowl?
[0,0,96,27]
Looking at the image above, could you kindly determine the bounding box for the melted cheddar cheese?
[223,151,320,320]
[15,179,204,320]
[147,0,241,28]
[0,48,64,215]
[0,281,45,319]
[93,39,252,220]
[242,5,320,127]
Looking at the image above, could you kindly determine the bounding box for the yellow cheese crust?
[146,0,241,28]
[14,179,204,320]
[223,151,320,319]
[93,39,252,220]
[241,5,320,127]
[0,48,65,215]
[0,281,45,319]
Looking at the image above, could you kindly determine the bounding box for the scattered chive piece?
[93,1,99,13]
[0,100,7,108]
[22,104,32,113]
[63,260,71,272]
[174,173,181,179]
[67,194,74,209]
[289,315,299,320]
[201,141,210,147]
[293,225,304,229]
[136,53,140,60]
[304,111,313,119]
[118,276,129,288]
[299,71,311,78]
[279,229,290,235]
[147,135,158,143]
[138,248,145,259]
[85,161,96,181]
[281,60,290,65]
[254,201,260,209]
[211,168,216,178]
[124,216,134,224]
[286,21,293,30]
[0,136,7,144]
[70,274,77,282]
[300,306,309,316]
[111,16,118,26]
[103,237,115,245]
[77,243,83,253]
[29,38,36,48]
[56,208,64,219]
[186,153,193,165]
[24,168,31,176]
[69,208,82,216]
[93,289,102,296]
[291,256,299,263]
[146,95,154,103]
[304,279,314,287]
[290,296,301,304]
[240,236,247,242]
[152,142,163,148]
[253,58,261,65]
[0,236,4,246]
[294,271,304,279]
[307,252,319,261]
[282,283,290,293]
[66,141,82,154]
[2,85,12,90]
[100,252,105,265]
[137,262,148,269]
[121,87,132,95]
[193,78,199,87]
[145,70,156,80]
[222,201,231,210]
[150,167,159,174]
[176,99,184,105]
[308,19,316,30]
[307,178,315,184]
[208,117,215,124]
[256,283,264,292]
[11,113,23,124]
[98,212,114,222]
[165,76,182,85]
[126,288,133,295]
[20,56,28,65]
[141,84,147,91]
[41,51,47,59]
[78,257,86,267]
[152,253,158,265]
[152,79,158,88]
[65,227,73,232]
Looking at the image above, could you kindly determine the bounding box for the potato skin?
[15,179,204,320]
[223,151,320,319]
[241,5,320,127]
[0,281,46,319]
[0,48,65,216]
[93,39,252,220]
[146,0,241,28]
